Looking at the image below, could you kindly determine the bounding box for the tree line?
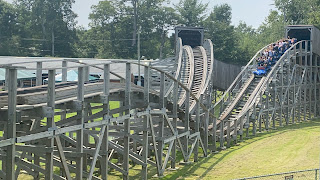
[1,0,320,65]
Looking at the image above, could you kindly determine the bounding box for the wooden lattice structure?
[0,25,319,180]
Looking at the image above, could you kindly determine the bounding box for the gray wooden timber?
[0,38,319,180]
[101,63,110,180]
[45,69,55,180]
[76,67,84,180]
[36,62,42,86]
[62,60,67,82]
[6,68,17,180]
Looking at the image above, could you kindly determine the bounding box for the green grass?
[159,119,320,180]
[105,119,320,180]
[16,104,320,179]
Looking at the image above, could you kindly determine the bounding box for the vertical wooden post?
[252,103,257,135]
[272,86,276,129]
[233,118,238,144]
[212,116,217,152]
[62,60,67,82]
[171,80,178,169]
[203,94,209,156]
[280,59,284,126]
[315,55,318,117]
[101,64,110,180]
[183,90,190,161]
[123,63,131,180]
[240,116,244,141]
[219,120,225,149]
[226,120,231,148]
[142,64,150,179]
[286,57,290,125]
[194,99,200,162]
[292,68,296,124]
[265,87,269,130]
[84,66,90,82]
[4,65,11,90]
[45,69,55,180]
[76,67,84,179]
[158,72,165,175]
[298,73,302,122]
[6,67,17,180]
[304,65,307,122]
[246,111,250,137]
[307,42,312,119]
[36,62,42,86]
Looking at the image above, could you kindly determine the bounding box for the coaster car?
[253,69,266,77]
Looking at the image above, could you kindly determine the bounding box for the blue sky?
[4,0,276,29]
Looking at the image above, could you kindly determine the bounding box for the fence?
[235,169,320,180]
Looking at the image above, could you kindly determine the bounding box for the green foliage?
[2,0,320,64]
[257,10,285,45]
[274,0,320,27]
[175,0,208,27]
[0,0,20,55]
[76,0,177,59]
[6,0,78,57]
[204,4,239,64]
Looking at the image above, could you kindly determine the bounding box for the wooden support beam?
[183,90,190,161]
[84,66,90,82]
[171,80,178,169]
[279,59,284,126]
[36,62,42,86]
[203,94,209,156]
[6,67,17,180]
[62,60,67,82]
[194,99,200,162]
[142,65,150,179]
[76,67,84,179]
[226,120,231,148]
[45,69,55,180]
[157,72,165,176]
[88,125,106,180]
[123,63,131,180]
[101,63,110,180]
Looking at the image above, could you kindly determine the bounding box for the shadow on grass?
[155,119,320,180]
[106,119,320,179]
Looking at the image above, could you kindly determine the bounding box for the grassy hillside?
[158,119,320,180]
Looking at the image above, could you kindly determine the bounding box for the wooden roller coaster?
[0,25,319,180]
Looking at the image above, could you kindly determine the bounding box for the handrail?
[201,39,214,95]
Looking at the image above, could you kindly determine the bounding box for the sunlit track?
[213,39,320,148]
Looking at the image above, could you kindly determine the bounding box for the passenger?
[254,37,297,76]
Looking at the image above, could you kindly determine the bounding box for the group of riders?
[253,37,298,76]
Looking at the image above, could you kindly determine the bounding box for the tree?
[0,0,18,55]
[175,0,208,27]
[274,0,320,26]
[257,10,285,45]
[83,0,177,59]
[14,0,77,57]
[204,4,239,64]
[234,22,261,64]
